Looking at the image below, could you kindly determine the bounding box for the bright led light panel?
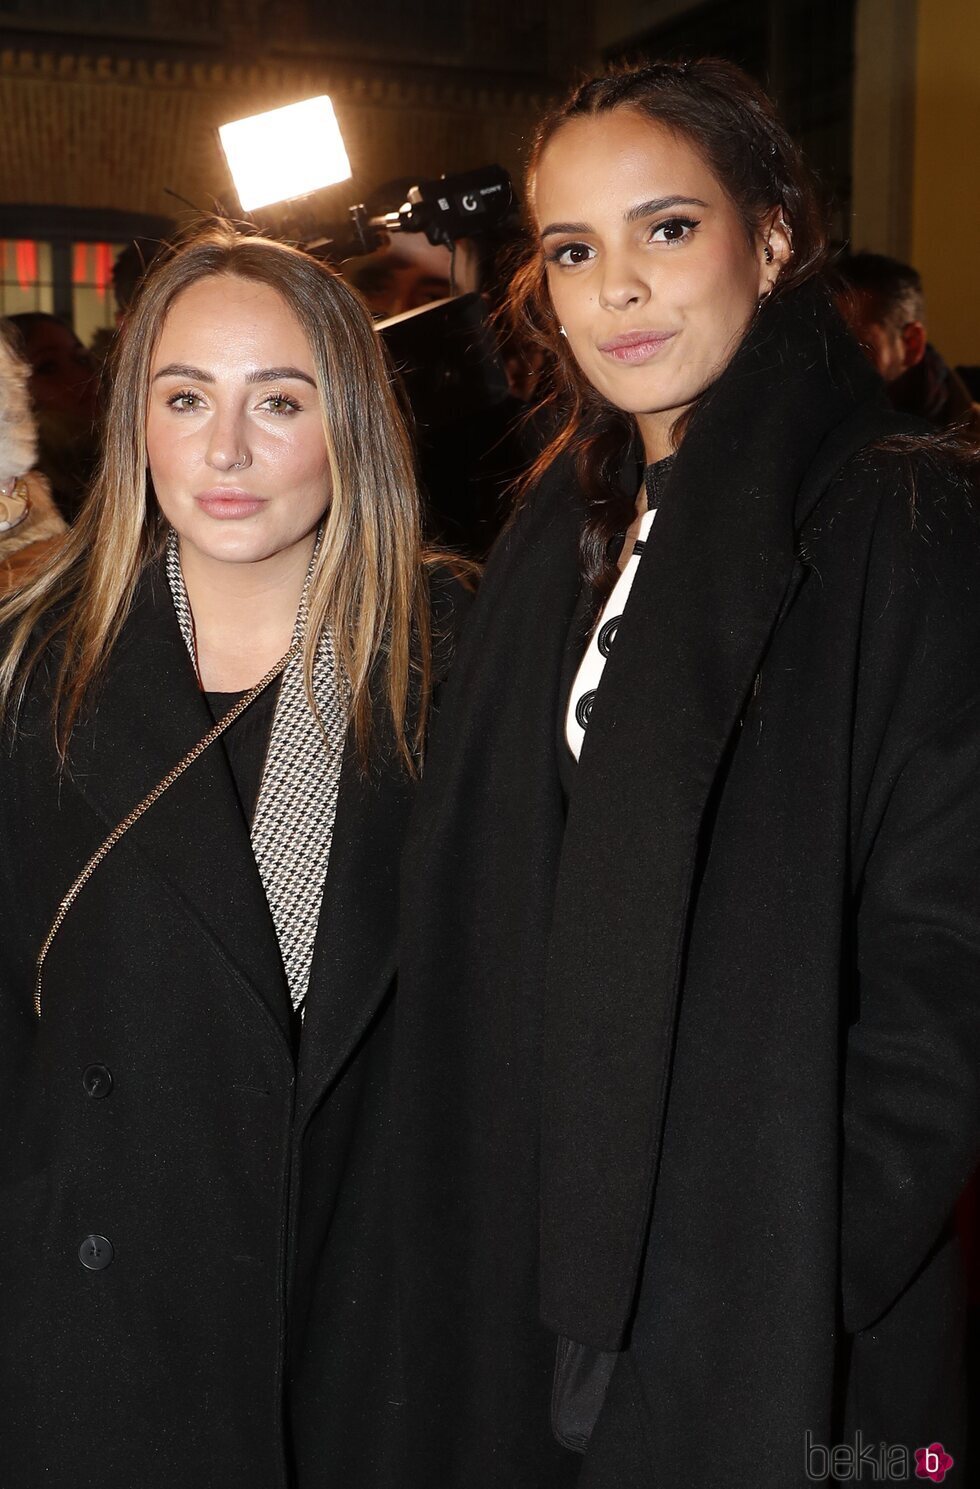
[219,96,352,212]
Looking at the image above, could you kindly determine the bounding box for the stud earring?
[559,326,567,337]
[764,244,774,264]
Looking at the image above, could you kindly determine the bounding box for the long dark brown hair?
[508,58,830,592]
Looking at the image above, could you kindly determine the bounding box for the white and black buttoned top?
[565,456,673,761]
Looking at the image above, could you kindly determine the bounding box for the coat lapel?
[539,287,885,1347]
[293,557,476,1127]
[65,563,293,1045]
[294,728,415,1128]
[296,571,474,1125]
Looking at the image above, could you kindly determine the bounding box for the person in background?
[0,323,66,590]
[112,237,167,317]
[343,181,533,560]
[6,310,100,522]
[835,251,980,436]
[342,180,453,321]
[345,233,453,319]
[89,237,169,376]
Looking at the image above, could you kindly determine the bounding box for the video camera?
[218,96,514,261]
[218,96,518,430]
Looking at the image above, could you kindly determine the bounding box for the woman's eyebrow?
[153,362,213,382]
[247,366,317,387]
[540,221,591,240]
[540,194,711,239]
[150,363,317,388]
[624,195,709,221]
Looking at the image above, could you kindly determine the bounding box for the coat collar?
[64,562,295,1047]
[64,557,444,1120]
[538,285,889,1347]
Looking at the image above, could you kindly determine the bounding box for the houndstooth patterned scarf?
[166,530,348,1010]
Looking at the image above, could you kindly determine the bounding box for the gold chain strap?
[34,641,301,1019]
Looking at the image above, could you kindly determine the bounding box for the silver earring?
[559,326,567,338]
[764,244,774,264]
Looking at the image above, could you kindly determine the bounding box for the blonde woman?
[0,227,462,1488]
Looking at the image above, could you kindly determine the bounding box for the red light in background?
[15,240,38,289]
[73,243,88,286]
[95,242,113,298]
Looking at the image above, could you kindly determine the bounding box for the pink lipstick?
[194,488,266,519]
[599,330,677,364]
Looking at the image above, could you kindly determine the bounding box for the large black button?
[82,1064,113,1098]
[78,1235,114,1271]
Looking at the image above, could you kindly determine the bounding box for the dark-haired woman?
[395,60,980,1488]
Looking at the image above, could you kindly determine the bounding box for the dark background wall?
[605,0,855,239]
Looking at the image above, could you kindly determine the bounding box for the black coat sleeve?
[843,455,980,1332]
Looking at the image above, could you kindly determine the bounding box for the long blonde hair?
[0,225,431,771]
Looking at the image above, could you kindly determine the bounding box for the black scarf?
[400,283,896,1354]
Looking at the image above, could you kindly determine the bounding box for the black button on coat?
[81,1064,113,1097]
[78,1234,113,1270]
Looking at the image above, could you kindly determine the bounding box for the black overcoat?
[0,563,461,1488]
[395,285,980,1487]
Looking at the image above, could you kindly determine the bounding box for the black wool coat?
[0,564,463,1489]
[395,285,980,1488]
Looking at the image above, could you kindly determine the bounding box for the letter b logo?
[805,1432,830,1481]
[915,1441,954,1482]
